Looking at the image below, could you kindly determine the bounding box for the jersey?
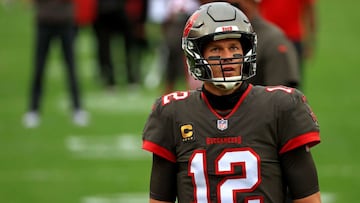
[259,0,315,42]
[142,84,320,203]
[246,16,300,88]
[36,0,74,25]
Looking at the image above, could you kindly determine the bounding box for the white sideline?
[82,193,148,203]
[57,91,155,114]
[322,192,336,203]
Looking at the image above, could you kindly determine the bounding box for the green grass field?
[1,1,359,202]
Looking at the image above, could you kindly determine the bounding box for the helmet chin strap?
[212,76,243,90]
[213,82,241,90]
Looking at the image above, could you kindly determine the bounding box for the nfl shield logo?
[217,119,228,131]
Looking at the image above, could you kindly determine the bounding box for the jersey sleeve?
[142,97,177,163]
[278,89,320,154]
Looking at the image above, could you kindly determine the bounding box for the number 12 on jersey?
[189,148,263,203]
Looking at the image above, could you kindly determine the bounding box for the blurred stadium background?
[0,0,359,202]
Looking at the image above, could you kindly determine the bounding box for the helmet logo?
[215,25,239,33]
[183,12,200,38]
[222,26,233,32]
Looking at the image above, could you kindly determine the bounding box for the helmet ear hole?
[194,58,213,79]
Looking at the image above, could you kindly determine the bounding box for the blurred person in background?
[124,0,149,89]
[226,0,300,88]
[259,0,317,86]
[23,0,88,128]
[92,0,148,91]
[161,0,200,94]
[92,0,128,90]
[73,0,96,28]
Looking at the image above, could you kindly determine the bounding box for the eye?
[210,47,220,52]
[230,45,240,51]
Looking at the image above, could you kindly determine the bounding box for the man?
[161,0,200,94]
[92,0,147,90]
[23,0,88,128]
[142,2,321,203]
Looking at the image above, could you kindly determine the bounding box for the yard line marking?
[57,91,156,113]
[318,164,360,178]
[65,134,150,160]
[85,92,154,113]
[82,192,148,203]
[322,192,336,203]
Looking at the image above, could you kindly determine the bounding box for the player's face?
[203,38,244,79]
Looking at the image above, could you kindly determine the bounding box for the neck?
[202,82,248,110]
[203,81,242,96]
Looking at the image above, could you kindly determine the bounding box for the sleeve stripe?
[142,140,177,163]
[279,131,320,154]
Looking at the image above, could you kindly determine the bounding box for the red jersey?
[74,0,96,26]
[259,0,315,41]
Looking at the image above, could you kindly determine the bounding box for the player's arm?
[281,146,321,202]
[149,154,177,203]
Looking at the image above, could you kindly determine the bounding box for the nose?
[221,49,234,62]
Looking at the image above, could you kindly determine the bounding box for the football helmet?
[182,2,257,89]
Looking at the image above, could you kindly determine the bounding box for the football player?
[142,2,321,203]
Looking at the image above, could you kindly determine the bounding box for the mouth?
[222,67,236,76]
